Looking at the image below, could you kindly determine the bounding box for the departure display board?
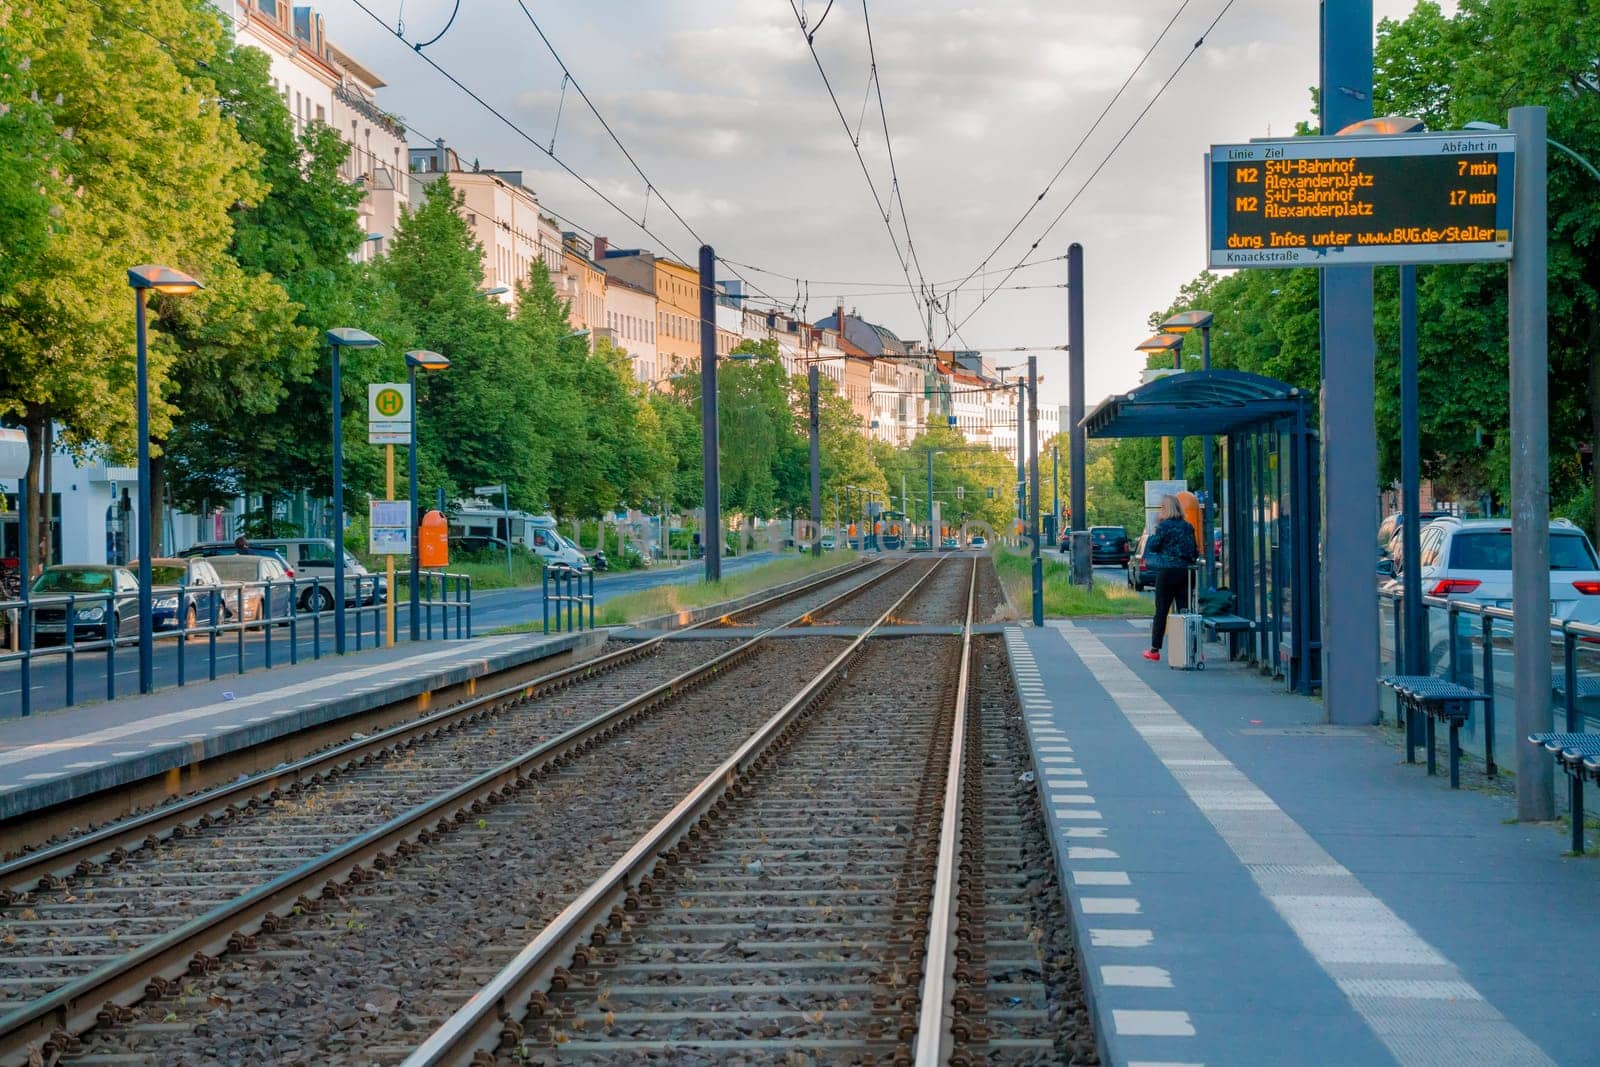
[1207,132,1515,269]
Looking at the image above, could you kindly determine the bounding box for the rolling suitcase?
[1165,567,1205,671]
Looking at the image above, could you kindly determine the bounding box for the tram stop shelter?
[1083,369,1322,693]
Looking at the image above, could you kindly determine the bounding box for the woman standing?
[1141,495,1199,662]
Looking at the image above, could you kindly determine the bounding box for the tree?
[388,182,544,512]
[0,0,260,568]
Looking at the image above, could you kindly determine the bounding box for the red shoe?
[1141,649,1161,661]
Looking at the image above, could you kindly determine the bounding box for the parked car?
[941,536,959,549]
[970,535,989,550]
[450,534,511,555]
[30,565,140,645]
[1378,510,1453,564]
[1384,517,1600,625]
[1089,526,1131,565]
[135,558,231,637]
[820,536,837,551]
[1126,533,1155,592]
[204,553,296,623]
[183,539,381,611]
[528,519,592,573]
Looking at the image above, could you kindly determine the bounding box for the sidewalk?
[1006,618,1595,1066]
[0,629,600,821]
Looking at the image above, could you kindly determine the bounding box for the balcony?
[334,82,406,139]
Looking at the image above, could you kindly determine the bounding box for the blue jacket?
[1145,517,1198,572]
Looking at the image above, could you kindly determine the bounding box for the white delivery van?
[526,515,591,573]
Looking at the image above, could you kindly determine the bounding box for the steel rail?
[0,558,880,900]
[912,556,978,1066]
[402,556,952,1066]
[0,558,900,1065]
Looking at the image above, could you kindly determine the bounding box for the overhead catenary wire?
[786,0,929,342]
[940,0,1240,346]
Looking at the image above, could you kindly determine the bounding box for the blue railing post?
[176,579,187,689]
[263,579,274,667]
[64,593,77,707]
[424,573,434,641]
[464,575,472,638]
[16,476,29,718]
[311,578,323,659]
[287,580,298,666]
[1563,628,1579,732]
[1446,603,1461,685]
[542,568,549,634]
[207,586,218,681]
[1480,612,1497,777]
[103,591,116,702]
[235,583,246,675]
[588,569,595,629]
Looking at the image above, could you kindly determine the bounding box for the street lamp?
[1162,310,1217,585]
[1136,332,1187,479]
[480,286,510,298]
[405,349,449,641]
[326,327,383,655]
[127,265,203,694]
[1463,120,1600,183]
[927,450,946,546]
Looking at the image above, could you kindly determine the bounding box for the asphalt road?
[0,550,791,718]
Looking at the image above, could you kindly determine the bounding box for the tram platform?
[0,629,601,826]
[1006,618,1593,1067]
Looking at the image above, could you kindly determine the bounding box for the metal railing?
[1,572,472,718]
[1379,589,1600,794]
[542,567,595,632]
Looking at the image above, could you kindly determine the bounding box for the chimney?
[836,305,845,333]
[593,236,609,260]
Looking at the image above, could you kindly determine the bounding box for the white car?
[820,536,837,550]
[1391,517,1600,625]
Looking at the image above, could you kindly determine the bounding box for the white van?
[527,516,591,573]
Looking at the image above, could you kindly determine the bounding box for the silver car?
[1390,517,1600,625]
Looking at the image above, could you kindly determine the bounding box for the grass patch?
[595,551,859,626]
[994,549,1151,617]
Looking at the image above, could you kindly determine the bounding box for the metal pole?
[330,339,347,655]
[502,484,512,581]
[1319,0,1379,725]
[926,450,934,545]
[17,476,29,718]
[1029,356,1043,625]
[1015,379,1026,530]
[1172,349,1186,482]
[1201,324,1216,587]
[809,364,822,557]
[1509,105,1553,820]
[385,443,396,645]
[135,289,155,692]
[698,245,721,581]
[1400,266,1425,682]
[1052,443,1060,545]
[1067,243,1090,587]
[409,363,421,642]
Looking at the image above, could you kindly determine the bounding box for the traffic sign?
[368,383,412,444]
[1206,132,1515,268]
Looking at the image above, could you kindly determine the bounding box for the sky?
[325,0,1444,413]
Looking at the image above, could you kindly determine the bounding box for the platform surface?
[0,630,599,820]
[1007,618,1595,1067]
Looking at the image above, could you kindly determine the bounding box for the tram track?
[399,556,983,1065]
[0,557,907,1064]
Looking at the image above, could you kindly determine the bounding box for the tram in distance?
[880,511,906,550]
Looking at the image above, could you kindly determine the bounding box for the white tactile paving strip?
[1047,621,1555,1067]
[1003,627,1197,1062]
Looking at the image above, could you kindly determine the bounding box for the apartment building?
[603,277,660,385]
[217,1,412,261]
[558,233,606,336]
[409,145,544,307]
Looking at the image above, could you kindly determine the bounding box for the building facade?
[410,146,545,307]
[603,278,660,385]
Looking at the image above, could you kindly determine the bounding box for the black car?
[1089,526,1131,565]
[30,565,141,646]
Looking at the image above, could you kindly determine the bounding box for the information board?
[1207,132,1514,268]
[369,499,412,555]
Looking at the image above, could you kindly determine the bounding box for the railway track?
[0,557,912,1064]
[401,556,988,1065]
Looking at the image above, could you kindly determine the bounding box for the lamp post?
[405,350,449,641]
[127,265,203,694]
[1162,311,1216,585]
[326,327,383,656]
[926,450,946,545]
[1136,333,1186,479]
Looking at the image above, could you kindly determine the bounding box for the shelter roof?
[1083,370,1307,438]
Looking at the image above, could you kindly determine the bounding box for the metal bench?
[1526,733,1600,854]
[1202,613,1254,659]
[1380,675,1491,788]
